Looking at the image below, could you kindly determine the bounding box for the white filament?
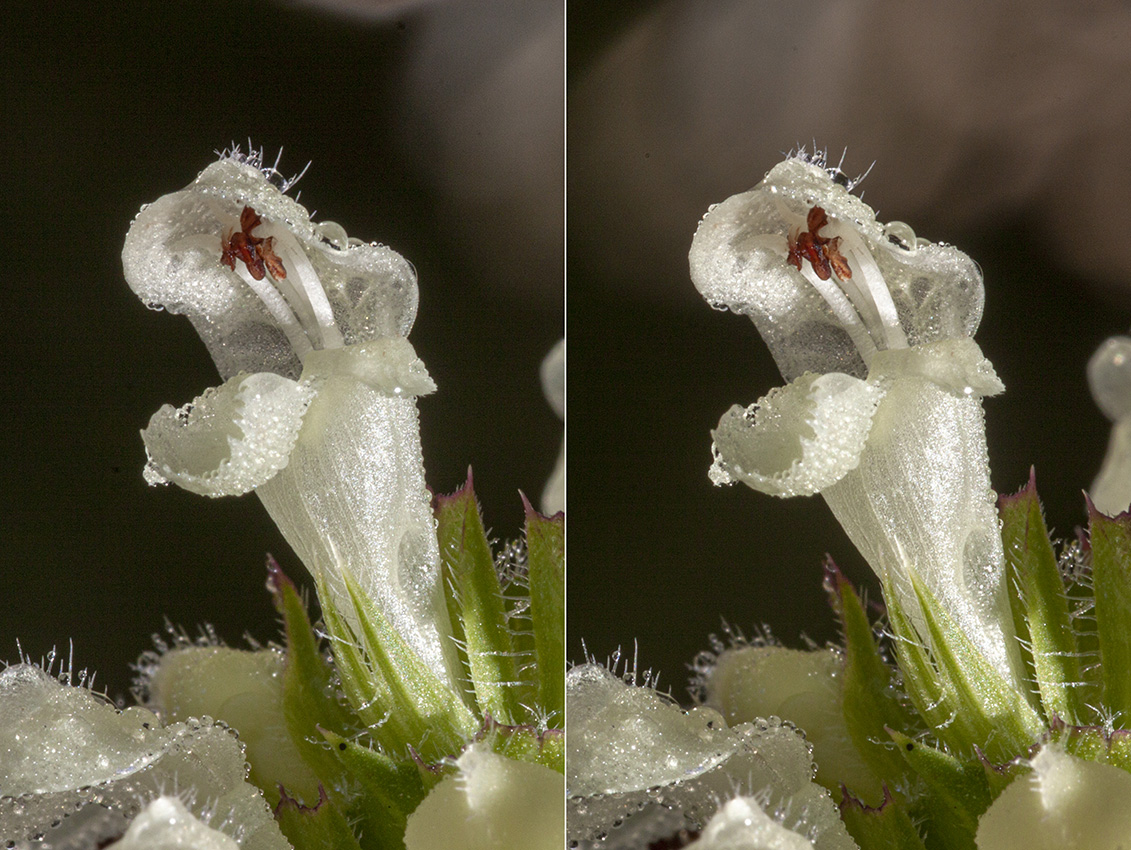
[777,196,910,362]
[261,221,345,352]
[840,233,908,350]
[230,261,315,362]
[169,231,315,362]
[798,263,879,366]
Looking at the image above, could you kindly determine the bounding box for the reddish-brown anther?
[786,205,852,282]
[220,204,287,281]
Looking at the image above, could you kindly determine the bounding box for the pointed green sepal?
[524,495,564,722]
[274,785,364,850]
[887,572,1043,761]
[1048,717,1131,774]
[1088,502,1131,720]
[435,472,523,725]
[977,746,1028,800]
[824,559,917,788]
[478,715,565,774]
[889,729,992,848]
[321,728,431,808]
[320,569,478,762]
[319,728,429,848]
[269,558,356,802]
[883,593,952,740]
[839,786,927,850]
[999,472,1084,723]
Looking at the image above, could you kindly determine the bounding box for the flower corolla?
[541,338,565,515]
[1088,334,1131,516]
[689,153,1021,687]
[122,149,459,691]
[975,743,1131,849]
[0,663,287,849]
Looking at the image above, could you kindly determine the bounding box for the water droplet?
[883,220,918,254]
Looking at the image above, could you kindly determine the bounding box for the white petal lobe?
[710,373,884,497]
[142,373,314,497]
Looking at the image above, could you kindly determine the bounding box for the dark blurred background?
[8,0,1131,713]
[1,0,562,699]
[568,1,1131,700]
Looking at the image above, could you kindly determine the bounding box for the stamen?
[197,195,346,356]
[168,231,314,362]
[260,222,345,351]
[838,233,908,351]
[776,196,910,358]
[797,263,879,366]
[817,246,887,346]
[230,260,316,361]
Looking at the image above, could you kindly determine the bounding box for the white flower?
[122,149,460,692]
[1088,334,1131,516]
[143,644,322,804]
[689,154,1022,689]
[565,663,857,849]
[976,743,1131,849]
[403,742,565,850]
[703,644,881,803]
[0,663,287,848]
[540,338,564,515]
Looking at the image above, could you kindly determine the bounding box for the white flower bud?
[976,743,1131,849]
[1088,335,1131,516]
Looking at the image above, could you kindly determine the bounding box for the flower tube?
[689,153,1026,707]
[122,148,461,698]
